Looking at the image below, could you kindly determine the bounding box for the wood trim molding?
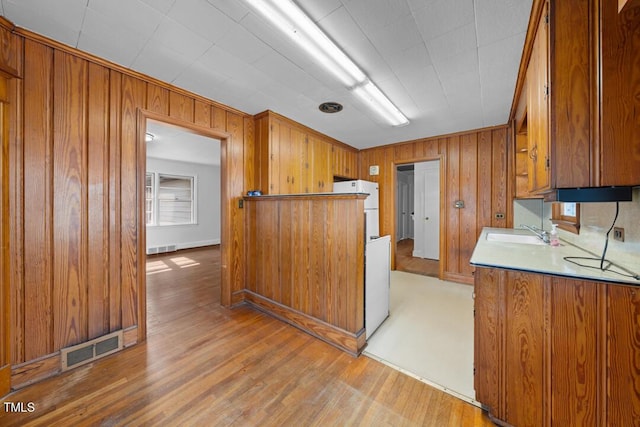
[0,365,9,397]
[243,291,366,356]
[11,353,61,390]
[443,272,474,286]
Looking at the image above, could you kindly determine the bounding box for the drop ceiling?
[0,0,532,150]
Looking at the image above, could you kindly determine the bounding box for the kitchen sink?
[486,232,546,245]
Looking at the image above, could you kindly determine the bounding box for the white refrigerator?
[333,180,391,339]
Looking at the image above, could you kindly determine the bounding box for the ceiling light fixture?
[243,0,409,127]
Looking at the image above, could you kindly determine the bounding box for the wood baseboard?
[11,353,61,390]
[443,271,474,285]
[0,364,10,396]
[243,291,366,356]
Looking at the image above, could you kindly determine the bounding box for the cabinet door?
[608,285,640,424]
[331,145,357,179]
[474,267,504,418]
[527,4,551,194]
[290,127,308,193]
[311,137,331,192]
[550,278,598,426]
[504,271,545,426]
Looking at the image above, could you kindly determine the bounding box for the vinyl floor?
[364,270,476,404]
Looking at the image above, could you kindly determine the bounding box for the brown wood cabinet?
[474,266,640,426]
[526,3,551,194]
[514,0,640,193]
[331,144,358,180]
[255,110,358,195]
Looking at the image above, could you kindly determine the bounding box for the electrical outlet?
[613,227,624,242]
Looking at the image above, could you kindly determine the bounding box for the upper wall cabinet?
[254,111,357,194]
[526,3,551,194]
[331,144,358,180]
[516,0,640,193]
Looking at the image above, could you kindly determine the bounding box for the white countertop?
[470,227,640,285]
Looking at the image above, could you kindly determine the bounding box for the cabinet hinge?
[544,84,549,97]
[546,157,550,169]
[544,13,549,25]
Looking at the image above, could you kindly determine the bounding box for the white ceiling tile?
[297,0,343,22]
[151,16,213,61]
[215,24,271,65]
[172,60,231,99]
[4,0,84,46]
[87,0,164,38]
[433,49,479,83]
[365,14,426,58]
[132,39,193,83]
[203,0,251,23]
[412,0,475,41]
[139,0,176,14]
[342,0,413,32]
[475,0,533,47]
[167,0,235,43]
[78,9,149,67]
[478,34,524,97]
[426,22,477,63]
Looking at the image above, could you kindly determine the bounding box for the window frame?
[145,172,197,227]
[551,202,580,234]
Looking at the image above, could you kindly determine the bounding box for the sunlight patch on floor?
[170,256,201,268]
[146,260,172,274]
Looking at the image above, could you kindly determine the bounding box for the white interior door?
[413,160,440,260]
[396,170,414,241]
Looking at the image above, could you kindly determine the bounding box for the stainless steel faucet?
[521,224,550,244]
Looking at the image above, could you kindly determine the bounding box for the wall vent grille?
[60,330,123,371]
[147,244,177,255]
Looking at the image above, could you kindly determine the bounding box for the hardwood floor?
[395,239,440,277]
[0,246,492,426]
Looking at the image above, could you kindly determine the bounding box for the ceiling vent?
[319,102,343,114]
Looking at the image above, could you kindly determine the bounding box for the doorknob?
[425,217,429,220]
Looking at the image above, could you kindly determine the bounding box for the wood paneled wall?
[243,194,366,355]
[358,126,510,284]
[0,20,252,389]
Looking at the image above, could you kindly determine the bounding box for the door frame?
[136,110,231,342]
[1,77,10,397]
[392,155,445,278]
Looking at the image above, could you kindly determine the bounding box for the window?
[551,202,580,234]
[146,173,196,226]
[145,173,154,225]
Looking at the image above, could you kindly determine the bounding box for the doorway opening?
[395,160,441,277]
[139,113,228,340]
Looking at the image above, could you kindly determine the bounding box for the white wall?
[146,157,221,252]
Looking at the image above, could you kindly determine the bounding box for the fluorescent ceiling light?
[244,0,409,127]
[352,80,410,127]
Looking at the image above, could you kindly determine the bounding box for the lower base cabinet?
[474,267,640,426]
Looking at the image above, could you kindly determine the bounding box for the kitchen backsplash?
[544,188,640,274]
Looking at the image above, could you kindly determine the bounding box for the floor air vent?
[61,330,123,371]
